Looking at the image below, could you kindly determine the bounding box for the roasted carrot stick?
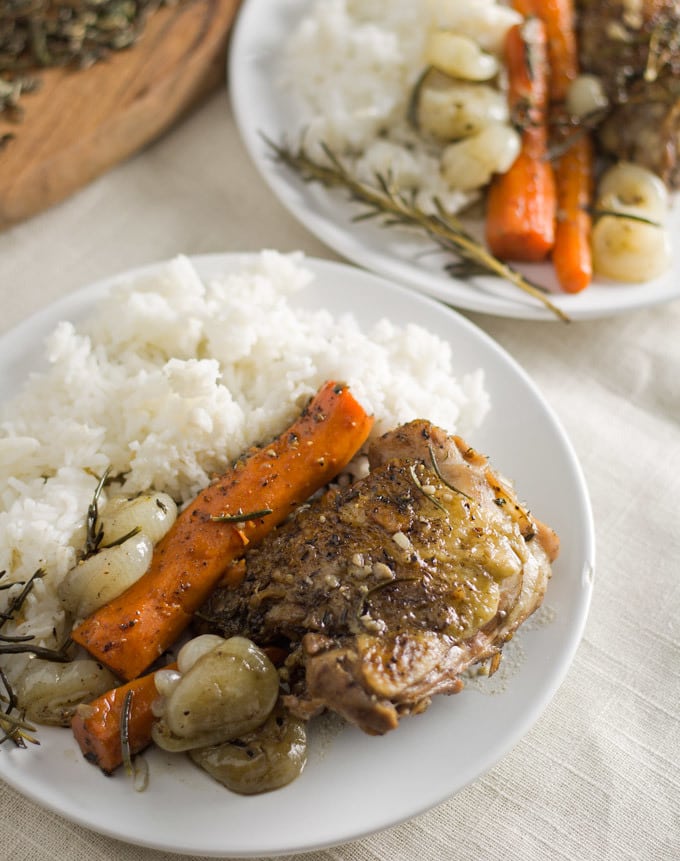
[485,19,556,262]
[513,0,593,292]
[72,381,374,681]
[552,135,593,293]
[72,664,175,774]
[512,0,577,101]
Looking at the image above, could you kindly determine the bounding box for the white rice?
[281,0,520,213]
[0,251,488,637]
[282,0,470,213]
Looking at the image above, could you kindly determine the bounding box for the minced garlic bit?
[392,531,412,551]
[372,562,392,580]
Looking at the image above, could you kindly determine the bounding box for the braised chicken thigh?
[199,421,559,735]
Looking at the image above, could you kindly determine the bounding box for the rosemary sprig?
[210,508,274,523]
[408,463,448,514]
[83,467,110,558]
[265,137,570,322]
[0,641,71,661]
[120,689,149,790]
[591,208,661,228]
[427,444,473,501]
[101,526,141,550]
[0,568,45,622]
[0,569,72,747]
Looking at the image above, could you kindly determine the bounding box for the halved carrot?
[512,0,578,100]
[72,381,374,681]
[553,136,593,293]
[513,0,593,292]
[72,663,175,774]
[485,19,556,262]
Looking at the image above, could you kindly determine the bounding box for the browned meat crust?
[577,0,679,101]
[198,421,558,735]
[576,0,680,186]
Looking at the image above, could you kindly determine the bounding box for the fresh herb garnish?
[408,463,448,514]
[210,508,274,523]
[120,689,149,790]
[266,136,570,322]
[84,468,110,558]
[427,444,473,501]
[0,569,71,747]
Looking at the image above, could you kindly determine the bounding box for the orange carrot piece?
[553,136,593,293]
[514,0,593,292]
[485,19,556,262]
[72,664,175,774]
[72,381,374,681]
[512,0,578,101]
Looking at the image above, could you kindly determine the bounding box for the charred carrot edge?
[513,0,593,292]
[71,663,176,774]
[72,381,374,681]
[485,19,556,262]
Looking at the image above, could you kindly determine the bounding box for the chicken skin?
[199,420,559,735]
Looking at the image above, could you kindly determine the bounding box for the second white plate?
[229,0,680,322]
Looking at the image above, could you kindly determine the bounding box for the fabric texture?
[1,93,679,861]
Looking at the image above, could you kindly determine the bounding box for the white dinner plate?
[0,255,595,857]
[229,0,680,322]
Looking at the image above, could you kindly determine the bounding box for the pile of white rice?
[282,0,516,214]
[0,251,488,637]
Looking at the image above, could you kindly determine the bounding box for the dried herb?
[83,467,109,558]
[427,444,472,501]
[120,688,149,790]
[0,1,185,122]
[210,508,274,523]
[81,466,134,558]
[266,137,570,322]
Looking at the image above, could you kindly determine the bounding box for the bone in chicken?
[198,420,559,735]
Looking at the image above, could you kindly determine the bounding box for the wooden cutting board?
[0,0,241,229]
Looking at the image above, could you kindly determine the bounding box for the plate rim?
[0,252,596,856]
[227,0,680,323]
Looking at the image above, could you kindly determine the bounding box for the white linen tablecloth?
[1,91,679,861]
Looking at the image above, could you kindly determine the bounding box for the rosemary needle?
[265,136,570,322]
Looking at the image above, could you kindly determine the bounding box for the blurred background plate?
[229,0,680,321]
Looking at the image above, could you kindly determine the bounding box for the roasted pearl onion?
[97,491,178,545]
[16,659,117,726]
[151,636,279,752]
[596,162,669,222]
[592,162,671,282]
[417,76,508,142]
[591,217,672,283]
[57,491,177,620]
[190,705,307,795]
[441,122,520,191]
[424,31,498,81]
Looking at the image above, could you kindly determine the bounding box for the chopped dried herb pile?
[0,0,182,121]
